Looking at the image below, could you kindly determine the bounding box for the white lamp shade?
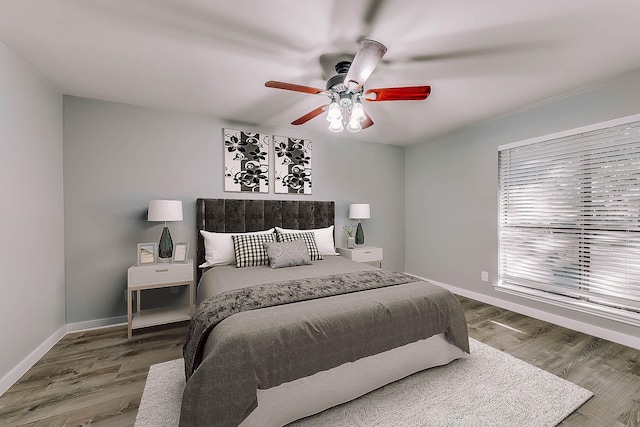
[349,204,371,220]
[148,200,183,222]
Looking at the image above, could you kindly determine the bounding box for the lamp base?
[158,226,173,262]
[355,222,364,245]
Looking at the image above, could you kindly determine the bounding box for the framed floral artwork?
[274,135,312,194]
[223,128,269,193]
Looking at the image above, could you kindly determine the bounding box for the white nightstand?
[337,246,383,268]
[127,259,194,339]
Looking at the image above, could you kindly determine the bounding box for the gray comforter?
[180,264,469,427]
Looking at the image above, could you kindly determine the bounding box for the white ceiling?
[2,0,640,146]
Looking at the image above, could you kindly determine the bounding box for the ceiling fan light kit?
[265,39,431,133]
[327,96,366,133]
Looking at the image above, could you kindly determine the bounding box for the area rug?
[135,338,593,427]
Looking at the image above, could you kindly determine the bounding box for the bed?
[180,199,469,427]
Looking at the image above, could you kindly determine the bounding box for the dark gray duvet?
[180,260,469,427]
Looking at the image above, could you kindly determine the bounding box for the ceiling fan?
[265,39,431,133]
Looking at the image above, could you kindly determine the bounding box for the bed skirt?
[239,333,466,427]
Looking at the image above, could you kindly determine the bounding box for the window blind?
[498,115,640,325]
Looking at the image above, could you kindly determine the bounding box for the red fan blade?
[265,81,327,95]
[361,111,374,129]
[365,86,431,102]
[344,39,387,92]
[291,105,328,125]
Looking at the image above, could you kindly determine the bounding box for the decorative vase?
[158,226,173,262]
[347,237,355,249]
[355,222,364,245]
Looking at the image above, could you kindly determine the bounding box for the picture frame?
[274,135,312,194]
[137,242,157,266]
[172,242,189,263]
[223,128,270,193]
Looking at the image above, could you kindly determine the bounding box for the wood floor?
[1,297,640,426]
[0,323,187,426]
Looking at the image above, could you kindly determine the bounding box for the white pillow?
[200,228,275,267]
[275,225,338,255]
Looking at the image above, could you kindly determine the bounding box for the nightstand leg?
[189,281,195,316]
[127,288,132,339]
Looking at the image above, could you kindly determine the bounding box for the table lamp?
[148,200,183,262]
[349,203,370,245]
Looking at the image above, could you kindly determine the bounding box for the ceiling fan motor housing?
[326,73,347,93]
[327,61,354,91]
[334,60,351,74]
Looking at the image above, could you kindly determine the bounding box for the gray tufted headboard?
[196,199,335,282]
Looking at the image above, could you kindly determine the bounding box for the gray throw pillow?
[276,231,323,261]
[263,239,312,269]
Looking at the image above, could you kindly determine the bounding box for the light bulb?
[326,102,342,122]
[346,116,362,132]
[328,118,344,132]
[351,101,366,123]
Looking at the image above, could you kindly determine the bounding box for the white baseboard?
[66,315,127,333]
[0,324,67,396]
[0,315,127,397]
[410,274,640,351]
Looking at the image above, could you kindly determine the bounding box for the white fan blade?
[344,39,387,92]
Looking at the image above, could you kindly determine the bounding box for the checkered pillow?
[277,231,323,261]
[232,233,276,268]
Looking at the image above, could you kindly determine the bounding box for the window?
[497,114,640,326]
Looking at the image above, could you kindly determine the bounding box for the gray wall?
[63,96,405,323]
[405,68,640,340]
[0,43,65,380]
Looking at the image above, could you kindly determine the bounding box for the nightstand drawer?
[127,262,193,287]
[337,247,383,265]
[351,247,383,262]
